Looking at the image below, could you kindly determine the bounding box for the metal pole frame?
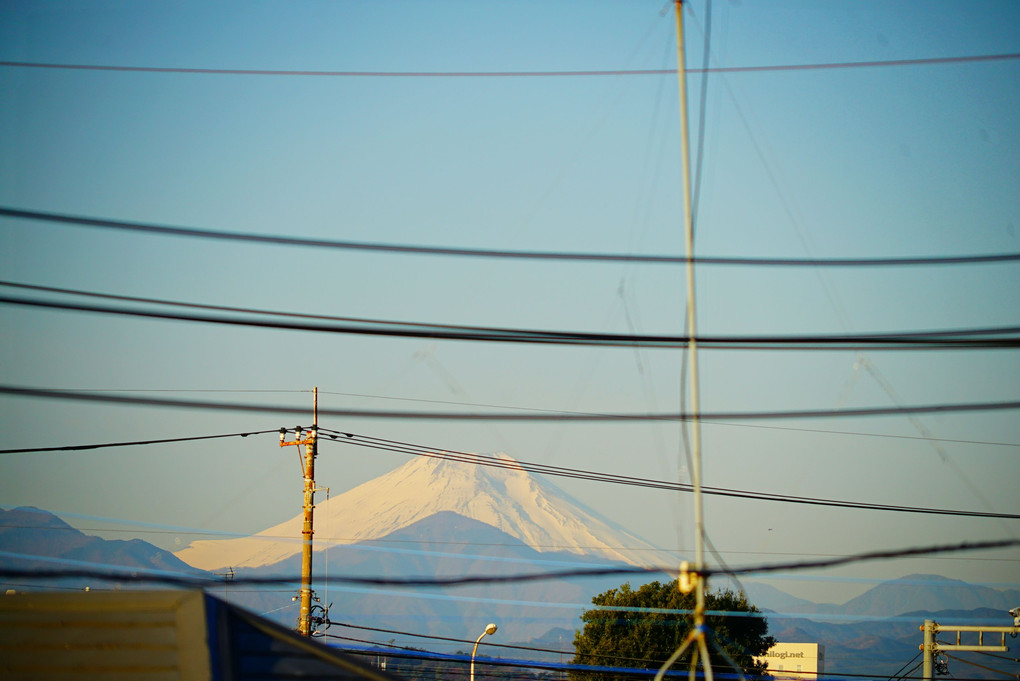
[471,625,497,681]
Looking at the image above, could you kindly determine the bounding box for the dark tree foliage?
[570,580,775,681]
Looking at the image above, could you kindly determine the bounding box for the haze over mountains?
[3,503,1018,678]
[0,506,202,581]
[745,574,1020,618]
[228,509,648,642]
[3,451,1017,678]
[175,452,671,571]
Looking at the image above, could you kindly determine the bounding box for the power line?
[5,280,1019,349]
[3,563,1013,628]
[970,651,1020,664]
[2,375,1012,446]
[316,430,1020,520]
[0,429,277,454]
[2,52,1018,77]
[311,390,1020,448]
[4,294,1019,351]
[327,621,913,680]
[327,620,573,659]
[0,564,644,588]
[1,538,1016,588]
[695,420,1020,449]
[328,639,959,681]
[3,384,1020,422]
[3,207,1020,267]
[942,653,1018,679]
[327,636,973,681]
[888,652,923,681]
[0,280,516,332]
[18,388,311,393]
[324,641,566,678]
[8,521,1016,571]
[704,538,1020,578]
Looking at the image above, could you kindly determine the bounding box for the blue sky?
[1,0,1018,606]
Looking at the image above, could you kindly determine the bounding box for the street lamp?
[470,622,498,681]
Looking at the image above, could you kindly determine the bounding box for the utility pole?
[920,618,1019,681]
[217,566,234,602]
[280,387,318,637]
[922,619,935,680]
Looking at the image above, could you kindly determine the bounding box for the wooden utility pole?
[280,387,318,637]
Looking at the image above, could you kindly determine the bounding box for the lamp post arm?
[471,631,488,681]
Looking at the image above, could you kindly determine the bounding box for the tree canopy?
[570,580,775,680]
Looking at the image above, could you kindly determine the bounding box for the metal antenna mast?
[656,2,710,680]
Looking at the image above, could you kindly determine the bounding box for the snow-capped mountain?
[175,452,669,571]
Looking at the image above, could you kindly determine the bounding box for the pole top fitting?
[679,561,699,594]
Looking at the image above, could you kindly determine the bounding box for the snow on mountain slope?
[175,452,669,571]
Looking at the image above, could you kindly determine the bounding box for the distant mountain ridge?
[4,506,1018,679]
[0,506,203,586]
[230,510,647,641]
[840,573,1020,617]
[175,452,671,571]
[765,605,1017,680]
[226,516,1020,673]
[746,575,1020,680]
[746,574,1020,619]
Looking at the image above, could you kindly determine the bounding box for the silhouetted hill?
[0,506,205,589]
[749,574,1020,619]
[768,603,1016,679]
[743,581,841,615]
[841,574,1020,617]
[6,507,1016,680]
[230,511,665,643]
[748,573,1019,680]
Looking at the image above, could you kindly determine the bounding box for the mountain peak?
[0,506,200,576]
[176,452,670,571]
